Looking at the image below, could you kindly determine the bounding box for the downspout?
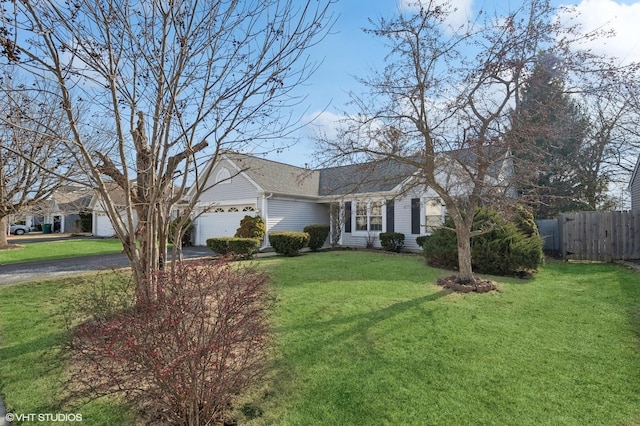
[262,193,273,248]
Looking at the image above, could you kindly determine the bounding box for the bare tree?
[575,75,640,210]
[317,0,628,282]
[0,76,75,247]
[4,0,334,301]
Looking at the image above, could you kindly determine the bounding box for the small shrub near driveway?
[206,237,261,259]
[268,231,309,256]
[235,215,266,240]
[303,224,330,251]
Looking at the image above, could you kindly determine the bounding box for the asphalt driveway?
[0,245,213,286]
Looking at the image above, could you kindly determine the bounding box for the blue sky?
[265,0,640,167]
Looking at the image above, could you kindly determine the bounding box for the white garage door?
[95,213,116,237]
[197,205,256,245]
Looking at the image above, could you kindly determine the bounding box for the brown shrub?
[69,259,272,425]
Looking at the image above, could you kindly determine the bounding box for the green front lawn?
[0,251,639,425]
[242,252,640,425]
[0,239,124,264]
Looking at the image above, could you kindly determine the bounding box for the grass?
[0,275,138,425]
[237,251,640,425]
[0,239,123,264]
[0,251,639,425]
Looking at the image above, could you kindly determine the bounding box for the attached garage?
[194,204,257,246]
[93,212,116,237]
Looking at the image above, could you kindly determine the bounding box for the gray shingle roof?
[318,158,418,196]
[226,153,320,197]
[226,146,509,198]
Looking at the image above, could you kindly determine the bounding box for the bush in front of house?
[415,235,428,248]
[422,222,458,269]
[207,237,232,255]
[470,207,543,276]
[422,206,544,276]
[268,231,309,256]
[228,238,261,259]
[379,232,405,252]
[303,224,330,251]
[235,215,266,240]
[207,237,261,259]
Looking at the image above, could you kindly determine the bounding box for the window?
[215,167,231,184]
[242,206,255,212]
[228,207,239,212]
[370,201,383,231]
[356,201,368,231]
[425,198,444,232]
[355,201,383,232]
[213,207,225,213]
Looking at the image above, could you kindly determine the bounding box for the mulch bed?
[437,275,498,293]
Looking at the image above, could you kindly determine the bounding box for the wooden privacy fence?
[559,211,640,261]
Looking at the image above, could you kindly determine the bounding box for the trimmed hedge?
[303,224,330,251]
[235,215,266,240]
[228,238,261,259]
[206,237,261,259]
[207,238,232,255]
[415,235,428,248]
[268,231,309,256]
[379,232,405,252]
[422,206,543,276]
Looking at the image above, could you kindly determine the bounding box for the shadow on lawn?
[0,330,66,362]
[277,288,450,358]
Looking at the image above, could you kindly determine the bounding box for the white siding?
[339,194,437,251]
[198,159,260,204]
[395,196,420,250]
[266,198,329,233]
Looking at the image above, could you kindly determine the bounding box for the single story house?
[190,149,514,250]
[22,186,93,233]
[89,182,138,237]
[630,154,640,210]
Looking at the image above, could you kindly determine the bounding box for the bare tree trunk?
[0,216,8,247]
[451,214,475,281]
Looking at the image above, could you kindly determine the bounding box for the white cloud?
[303,110,345,140]
[557,0,640,64]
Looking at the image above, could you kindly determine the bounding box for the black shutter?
[344,201,352,233]
[386,200,394,233]
[411,198,420,235]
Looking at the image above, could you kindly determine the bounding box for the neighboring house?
[89,182,186,237]
[23,186,94,233]
[88,182,137,237]
[190,150,515,250]
[630,155,640,210]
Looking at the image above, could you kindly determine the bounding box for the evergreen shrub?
[379,232,405,252]
[422,206,544,276]
[235,215,266,240]
[303,224,330,251]
[207,237,261,259]
[268,231,309,256]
